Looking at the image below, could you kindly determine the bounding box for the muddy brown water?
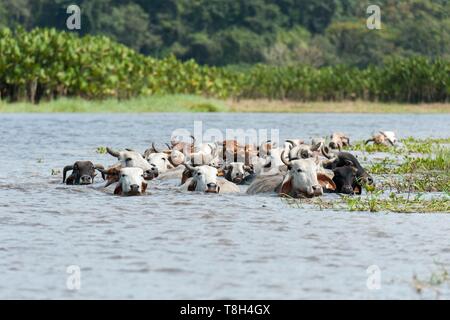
[0,113,449,299]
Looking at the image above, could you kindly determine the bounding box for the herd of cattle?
[62,131,397,197]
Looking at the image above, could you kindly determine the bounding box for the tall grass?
[0,95,228,113]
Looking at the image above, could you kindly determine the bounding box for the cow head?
[146,152,174,173]
[106,147,156,178]
[169,149,185,166]
[331,166,361,194]
[98,163,158,188]
[329,132,350,150]
[63,161,105,185]
[323,152,374,194]
[224,162,254,184]
[279,151,336,198]
[114,167,148,196]
[170,135,196,155]
[366,131,397,146]
[184,163,220,193]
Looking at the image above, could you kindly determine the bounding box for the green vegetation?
[365,144,450,193]
[345,142,393,153]
[1,28,450,104]
[343,192,450,213]
[282,192,450,213]
[347,138,450,154]
[368,148,450,174]
[379,173,450,193]
[2,0,449,68]
[0,95,228,113]
[395,149,450,174]
[96,146,107,154]
[402,137,450,154]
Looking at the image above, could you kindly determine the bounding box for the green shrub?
[0,28,449,104]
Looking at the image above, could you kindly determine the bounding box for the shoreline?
[1,95,449,113]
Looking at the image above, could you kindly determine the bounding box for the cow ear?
[187,180,197,191]
[181,170,190,184]
[317,173,336,190]
[280,177,292,196]
[105,169,120,187]
[65,175,75,185]
[141,182,148,193]
[114,184,123,195]
[217,168,224,176]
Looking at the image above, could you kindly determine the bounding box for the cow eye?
[162,158,167,161]
[345,160,353,166]
[121,174,126,178]
[197,172,202,176]
[297,169,302,173]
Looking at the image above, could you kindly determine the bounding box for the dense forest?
[1,0,449,67]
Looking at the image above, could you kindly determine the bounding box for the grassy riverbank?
[1,95,450,113]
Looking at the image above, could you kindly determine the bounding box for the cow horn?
[280,150,291,166]
[106,147,120,158]
[321,156,338,167]
[62,165,73,183]
[322,146,335,159]
[152,142,160,153]
[94,164,106,180]
[321,145,331,158]
[285,140,296,148]
[104,180,115,188]
[184,161,196,172]
[311,142,322,152]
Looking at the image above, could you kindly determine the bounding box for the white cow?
[181,164,240,193]
[114,167,148,196]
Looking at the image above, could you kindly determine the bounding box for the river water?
[0,113,449,299]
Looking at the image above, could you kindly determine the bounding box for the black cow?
[63,161,105,185]
[323,152,374,194]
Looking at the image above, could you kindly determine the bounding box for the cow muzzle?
[232,174,244,184]
[312,185,323,197]
[144,167,159,180]
[80,175,93,185]
[126,184,141,196]
[342,185,355,195]
[206,183,219,193]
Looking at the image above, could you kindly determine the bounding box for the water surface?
[0,113,449,299]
